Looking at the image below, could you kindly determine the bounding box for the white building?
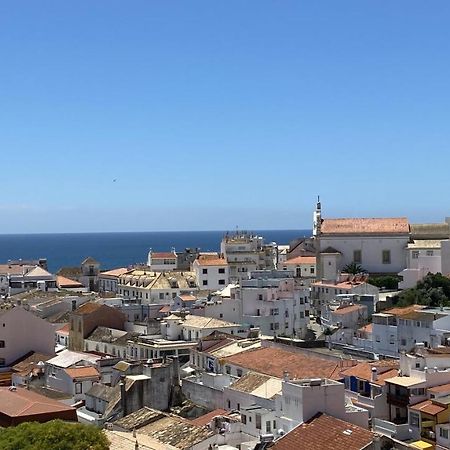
[44,350,103,400]
[274,377,369,432]
[221,232,277,283]
[311,275,379,315]
[0,306,55,368]
[192,255,229,291]
[234,270,310,338]
[147,250,177,272]
[281,256,316,279]
[118,269,198,304]
[98,268,129,293]
[161,313,246,341]
[313,200,410,278]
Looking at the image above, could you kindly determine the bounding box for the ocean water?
[0,230,311,273]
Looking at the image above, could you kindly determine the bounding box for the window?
[409,412,420,428]
[440,428,449,439]
[227,400,231,409]
[389,335,395,345]
[225,366,231,374]
[218,268,225,274]
[401,338,407,346]
[266,421,271,432]
[0,358,5,367]
[237,369,243,377]
[382,250,391,264]
[242,414,247,425]
[75,382,82,394]
[0,340,5,348]
[426,250,434,257]
[412,251,419,259]
[159,293,164,300]
[218,279,225,285]
[375,335,380,342]
[202,280,208,286]
[237,403,240,410]
[255,414,261,430]
[310,267,315,274]
[258,294,263,301]
[274,323,280,330]
[202,268,208,274]
[305,310,310,317]
[300,312,304,319]
[353,250,362,264]
[285,322,289,328]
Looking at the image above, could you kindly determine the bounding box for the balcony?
[387,392,409,406]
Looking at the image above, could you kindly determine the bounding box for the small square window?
[382,250,391,264]
[202,268,208,274]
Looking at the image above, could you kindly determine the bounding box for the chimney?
[283,371,289,382]
[120,379,127,416]
[371,367,378,382]
[171,356,180,386]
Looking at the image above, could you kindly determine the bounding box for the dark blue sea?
[0,230,311,273]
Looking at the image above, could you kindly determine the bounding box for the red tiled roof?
[159,305,171,313]
[270,413,374,450]
[284,256,316,265]
[341,361,399,386]
[358,323,373,333]
[100,268,129,277]
[321,217,409,235]
[223,347,356,381]
[151,252,176,259]
[57,323,70,335]
[179,294,197,302]
[64,367,100,380]
[0,386,76,417]
[195,256,227,266]
[332,305,365,315]
[383,305,425,317]
[56,275,84,288]
[190,409,228,427]
[428,383,450,394]
[74,302,103,315]
[410,399,446,415]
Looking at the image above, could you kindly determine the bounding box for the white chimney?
[371,367,378,382]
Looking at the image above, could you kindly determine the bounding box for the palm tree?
[342,262,368,275]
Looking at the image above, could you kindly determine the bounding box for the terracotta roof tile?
[321,217,409,235]
[0,386,76,417]
[151,252,177,259]
[190,409,228,427]
[284,256,316,265]
[383,304,425,317]
[428,383,450,394]
[270,413,374,450]
[100,268,130,277]
[332,305,365,315]
[341,361,399,386]
[56,275,84,288]
[74,302,103,315]
[64,366,100,380]
[195,256,227,266]
[223,347,356,380]
[410,399,446,415]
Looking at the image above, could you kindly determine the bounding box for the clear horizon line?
[0,227,313,237]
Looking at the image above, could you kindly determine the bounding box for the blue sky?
[1,1,449,233]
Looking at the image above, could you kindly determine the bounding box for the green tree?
[0,420,110,450]
[393,273,450,308]
[342,262,367,274]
